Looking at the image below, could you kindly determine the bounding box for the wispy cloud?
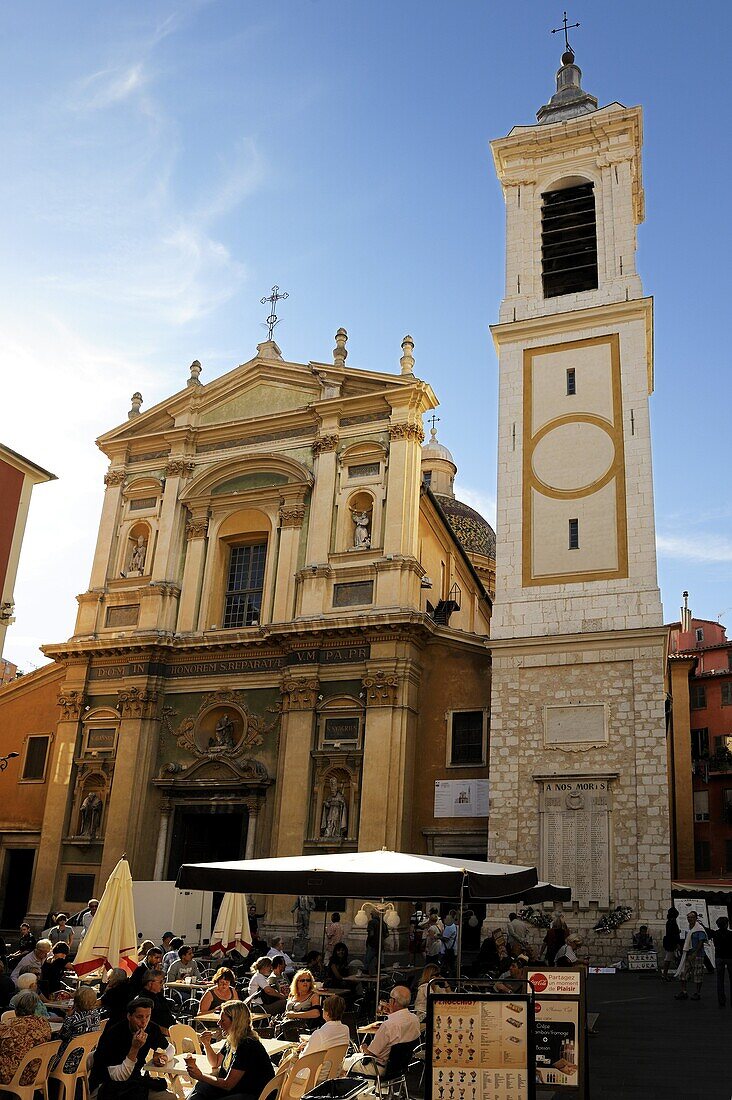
[657,533,732,564]
[77,62,150,109]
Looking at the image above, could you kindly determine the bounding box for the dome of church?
[433,494,496,559]
[421,434,455,465]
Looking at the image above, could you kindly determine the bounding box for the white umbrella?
[210,892,252,957]
[74,857,138,976]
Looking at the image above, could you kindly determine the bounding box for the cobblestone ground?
[585,970,729,1100]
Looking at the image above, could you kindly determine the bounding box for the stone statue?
[129,536,147,574]
[209,711,236,750]
[320,776,348,837]
[291,894,316,956]
[79,792,103,838]
[351,510,371,550]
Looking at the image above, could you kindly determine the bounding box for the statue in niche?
[79,791,103,838]
[209,711,237,751]
[351,509,372,550]
[320,776,348,837]
[128,536,148,575]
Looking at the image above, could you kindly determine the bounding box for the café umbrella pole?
[457,874,466,988]
[375,900,384,1012]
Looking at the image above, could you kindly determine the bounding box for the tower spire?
[537,13,598,124]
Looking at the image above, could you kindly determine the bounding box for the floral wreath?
[593,905,633,934]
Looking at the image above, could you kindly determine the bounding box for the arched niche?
[337,489,377,553]
[120,519,153,577]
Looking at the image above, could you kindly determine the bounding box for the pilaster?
[177,515,209,632]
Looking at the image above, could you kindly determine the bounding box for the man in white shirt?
[166,945,203,983]
[346,986,420,1076]
[302,995,350,1055]
[506,912,531,956]
[11,939,52,984]
[267,938,295,971]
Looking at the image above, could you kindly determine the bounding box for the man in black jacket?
[91,996,173,1100]
[713,916,732,1008]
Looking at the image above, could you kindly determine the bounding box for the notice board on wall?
[427,991,535,1100]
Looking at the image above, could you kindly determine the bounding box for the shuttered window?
[22,735,50,781]
[541,183,598,299]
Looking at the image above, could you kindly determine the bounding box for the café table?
[194,1010,268,1026]
[153,1043,296,1094]
[166,980,213,991]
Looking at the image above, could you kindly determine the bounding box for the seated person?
[199,968,239,1016]
[39,942,74,998]
[10,972,63,1019]
[138,970,175,1037]
[247,958,286,1016]
[494,955,529,994]
[266,938,295,972]
[185,1001,274,1100]
[6,923,36,967]
[268,955,289,996]
[345,986,420,1077]
[554,935,584,968]
[0,991,52,1086]
[242,934,269,971]
[414,963,450,1022]
[101,969,135,1022]
[160,933,175,957]
[285,969,321,1025]
[129,949,164,994]
[303,951,324,981]
[10,938,51,984]
[632,926,654,951]
[471,933,501,978]
[301,995,350,1055]
[167,945,203,983]
[91,995,173,1100]
[53,985,104,1071]
[162,938,184,973]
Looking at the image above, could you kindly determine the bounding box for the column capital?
[117,687,159,719]
[279,503,306,528]
[104,469,126,487]
[312,434,339,456]
[280,676,320,712]
[164,458,196,478]
[362,669,399,707]
[186,517,209,540]
[388,422,424,444]
[57,690,85,720]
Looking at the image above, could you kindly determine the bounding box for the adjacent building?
[667,596,732,883]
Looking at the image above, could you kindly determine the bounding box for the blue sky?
[4,0,731,670]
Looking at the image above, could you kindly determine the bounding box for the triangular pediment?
[198,379,316,426]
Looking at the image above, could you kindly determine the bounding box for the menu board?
[429,995,533,1100]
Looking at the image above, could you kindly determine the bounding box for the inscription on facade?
[539,778,611,907]
[88,645,372,682]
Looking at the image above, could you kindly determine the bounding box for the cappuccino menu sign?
[539,778,611,906]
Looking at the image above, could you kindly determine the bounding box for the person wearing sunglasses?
[186,1001,274,1100]
[284,969,321,1023]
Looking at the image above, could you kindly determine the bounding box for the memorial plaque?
[539,779,611,906]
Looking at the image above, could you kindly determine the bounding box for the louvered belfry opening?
[541,182,598,298]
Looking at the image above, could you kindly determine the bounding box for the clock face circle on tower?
[531,419,615,495]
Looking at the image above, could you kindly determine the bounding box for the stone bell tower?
[487,43,670,943]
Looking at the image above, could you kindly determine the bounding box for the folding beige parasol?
[210,892,252,957]
[74,856,138,976]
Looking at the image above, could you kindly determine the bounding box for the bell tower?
[487,41,669,946]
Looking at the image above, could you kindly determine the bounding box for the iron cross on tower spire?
[260,285,289,340]
[551,11,580,54]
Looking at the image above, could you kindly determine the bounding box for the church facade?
[0,334,496,928]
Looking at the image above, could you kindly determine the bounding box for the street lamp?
[0,752,19,771]
[354,900,400,1009]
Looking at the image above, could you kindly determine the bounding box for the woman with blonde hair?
[414,963,450,1022]
[199,968,239,1015]
[53,985,103,1070]
[284,969,321,1023]
[185,1001,274,1100]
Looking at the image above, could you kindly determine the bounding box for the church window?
[721,682,732,706]
[690,684,706,710]
[541,182,598,299]
[690,728,709,760]
[568,518,579,550]
[448,711,487,767]
[20,735,50,781]
[566,368,576,395]
[693,790,709,823]
[223,542,267,628]
[423,471,432,488]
